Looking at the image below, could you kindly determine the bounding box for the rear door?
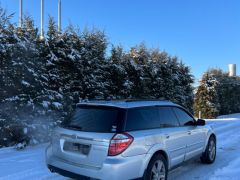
[52,106,124,168]
[173,107,206,160]
[124,107,163,156]
[124,107,188,167]
[158,107,188,167]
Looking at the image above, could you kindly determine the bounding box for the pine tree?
[0,7,15,101]
[216,75,240,115]
[0,15,46,146]
[194,68,240,118]
[80,29,109,99]
[108,46,131,98]
[194,69,221,118]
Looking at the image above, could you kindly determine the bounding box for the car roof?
[76,99,181,109]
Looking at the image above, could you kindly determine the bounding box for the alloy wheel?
[208,139,216,161]
[150,160,166,180]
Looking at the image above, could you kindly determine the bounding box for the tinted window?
[125,107,160,131]
[63,106,122,133]
[173,107,194,126]
[159,107,179,127]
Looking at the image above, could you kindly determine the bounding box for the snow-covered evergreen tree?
[194,68,240,118]
[0,15,47,146]
[216,74,240,115]
[108,44,194,110]
[108,46,132,98]
[194,70,221,118]
[80,29,110,99]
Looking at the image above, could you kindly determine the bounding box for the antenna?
[19,0,23,28]
[40,0,44,39]
[58,0,61,32]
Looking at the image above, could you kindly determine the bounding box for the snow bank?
[205,113,240,121]
[217,113,240,120]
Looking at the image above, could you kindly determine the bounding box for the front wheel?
[144,154,168,180]
[201,136,216,164]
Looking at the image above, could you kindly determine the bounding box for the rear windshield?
[62,106,124,133]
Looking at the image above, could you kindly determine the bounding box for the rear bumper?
[46,145,146,180]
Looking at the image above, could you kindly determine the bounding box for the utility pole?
[19,0,23,28]
[40,0,44,39]
[58,0,62,32]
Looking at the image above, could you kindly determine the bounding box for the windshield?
[62,106,124,133]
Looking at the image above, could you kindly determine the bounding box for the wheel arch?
[150,150,169,167]
[204,132,217,152]
[143,149,170,176]
[210,133,216,142]
[142,149,169,179]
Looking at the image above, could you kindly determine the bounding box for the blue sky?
[1,0,240,81]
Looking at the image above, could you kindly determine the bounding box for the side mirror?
[196,119,205,126]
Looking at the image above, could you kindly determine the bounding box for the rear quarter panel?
[122,129,170,170]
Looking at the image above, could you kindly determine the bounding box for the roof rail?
[79,98,169,103]
[80,99,123,102]
[125,98,169,102]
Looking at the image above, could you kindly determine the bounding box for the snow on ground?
[0,144,66,180]
[0,114,240,180]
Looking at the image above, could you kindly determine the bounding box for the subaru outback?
[46,100,216,180]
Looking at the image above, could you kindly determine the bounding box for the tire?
[201,136,216,164]
[144,154,168,180]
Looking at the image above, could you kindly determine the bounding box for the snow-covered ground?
[0,114,240,180]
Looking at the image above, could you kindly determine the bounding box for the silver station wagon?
[46,100,216,180]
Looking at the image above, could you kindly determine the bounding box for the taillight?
[108,132,134,156]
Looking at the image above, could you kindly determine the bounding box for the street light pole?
[40,0,44,39]
[58,0,61,33]
[19,0,23,28]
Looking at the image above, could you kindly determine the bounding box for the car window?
[62,106,122,133]
[159,107,179,127]
[173,107,195,126]
[125,107,160,131]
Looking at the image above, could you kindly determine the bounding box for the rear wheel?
[201,136,216,164]
[144,154,168,180]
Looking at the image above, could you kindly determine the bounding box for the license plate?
[63,142,90,155]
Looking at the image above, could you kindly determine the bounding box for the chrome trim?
[60,134,109,143]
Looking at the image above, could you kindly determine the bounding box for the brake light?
[108,133,134,156]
